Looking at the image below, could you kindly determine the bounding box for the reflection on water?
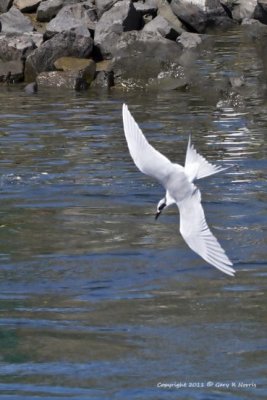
[0,28,266,400]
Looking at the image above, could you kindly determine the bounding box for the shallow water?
[0,29,267,399]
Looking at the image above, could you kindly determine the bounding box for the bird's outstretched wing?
[184,135,228,182]
[122,104,174,183]
[177,189,235,276]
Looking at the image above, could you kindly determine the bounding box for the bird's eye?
[158,202,166,211]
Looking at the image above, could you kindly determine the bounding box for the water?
[0,29,266,399]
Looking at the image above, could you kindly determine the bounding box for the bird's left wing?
[177,189,235,276]
[122,104,174,184]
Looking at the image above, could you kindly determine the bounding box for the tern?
[122,103,235,276]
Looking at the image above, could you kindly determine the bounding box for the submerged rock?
[24,81,38,93]
[0,60,24,83]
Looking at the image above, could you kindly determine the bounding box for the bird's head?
[155,198,166,220]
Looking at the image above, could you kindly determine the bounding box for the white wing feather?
[185,135,228,182]
[122,104,173,183]
[178,189,235,276]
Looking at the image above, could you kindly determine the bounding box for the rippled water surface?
[0,29,266,399]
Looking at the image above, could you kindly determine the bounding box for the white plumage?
[122,103,235,276]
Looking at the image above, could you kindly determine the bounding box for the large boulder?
[0,33,37,61]
[45,1,97,37]
[0,6,34,34]
[170,0,231,33]
[25,28,94,81]
[36,0,77,22]
[0,0,13,13]
[13,0,41,13]
[111,30,183,84]
[157,0,184,34]
[94,0,143,59]
[143,14,180,40]
[253,0,267,24]
[95,0,120,18]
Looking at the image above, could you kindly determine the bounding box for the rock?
[143,15,180,41]
[0,59,24,83]
[254,0,267,24]
[231,0,257,22]
[157,0,184,34]
[13,0,41,13]
[54,56,96,83]
[45,1,97,37]
[177,31,202,49]
[134,0,157,16]
[25,28,94,81]
[0,0,13,13]
[170,0,230,33]
[111,30,183,84]
[94,0,143,59]
[95,0,120,18]
[0,6,34,34]
[0,33,36,61]
[24,81,38,93]
[37,0,75,22]
[91,59,114,88]
[36,70,90,90]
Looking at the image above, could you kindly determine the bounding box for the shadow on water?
[0,29,266,400]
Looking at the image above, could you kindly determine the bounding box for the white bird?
[122,103,235,276]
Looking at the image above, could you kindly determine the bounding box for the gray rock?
[13,0,41,13]
[25,28,94,81]
[95,0,120,18]
[0,6,34,34]
[177,32,202,49]
[24,81,38,93]
[111,30,183,84]
[37,0,72,22]
[254,0,267,24]
[134,0,157,16]
[0,59,24,83]
[170,0,229,33]
[0,33,36,61]
[143,14,180,41]
[0,0,13,13]
[45,1,97,37]
[157,0,184,34]
[94,0,143,58]
[36,70,90,90]
[231,0,257,22]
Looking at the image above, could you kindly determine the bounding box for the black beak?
[155,211,161,220]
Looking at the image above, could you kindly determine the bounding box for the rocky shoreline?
[1,0,267,92]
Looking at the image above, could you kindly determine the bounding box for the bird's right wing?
[177,189,235,276]
[122,104,174,184]
[184,135,228,182]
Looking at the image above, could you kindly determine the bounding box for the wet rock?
[111,30,182,84]
[13,0,41,13]
[36,0,75,22]
[24,81,38,93]
[0,6,34,34]
[36,70,90,90]
[177,31,202,49]
[0,59,24,83]
[25,28,94,81]
[0,0,13,13]
[45,1,97,37]
[54,56,96,83]
[170,0,230,33]
[143,15,180,41]
[91,59,114,88]
[95,0,120,18]
[94,0,142,59]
